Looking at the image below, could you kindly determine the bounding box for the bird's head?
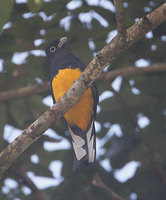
[45,37,68,59]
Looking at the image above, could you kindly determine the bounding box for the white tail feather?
[69,120,95,164]
[69,126,86,161]
[86,121,95,162]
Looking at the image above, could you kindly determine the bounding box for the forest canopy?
[0,0,166,200]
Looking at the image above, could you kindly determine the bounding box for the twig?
[0,3,166,179]
[0,82,50,103]
[92,174,126,200]
[109,85,166,189]
[0,64,166,103]
[12,164,49,200]
[41,135,61,143]
[0,66,27,88]
[113,0,126,35]
[104,63,166,81]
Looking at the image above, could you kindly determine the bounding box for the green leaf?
[0,0,13,31]
[27,0,43,13]
[8,98,31,128]
[126,168,166,200]
[28,95,48,118]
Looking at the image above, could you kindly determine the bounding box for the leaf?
[126,168,166,200]
[27,0,43,13]
[105,135,139,169]
[0,0,13,31]
[134,72,166,96]
[98,92,159,124]
[8,98,31,128]
[28,95,48,119]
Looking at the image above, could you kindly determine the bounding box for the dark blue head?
[45,37,80,76]
[45,37,68,60]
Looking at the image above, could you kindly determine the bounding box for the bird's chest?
[52,68,94,131]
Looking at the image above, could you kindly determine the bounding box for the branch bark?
[92,174,126,200]
[0,3,166,179]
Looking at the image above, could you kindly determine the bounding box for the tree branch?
[0,82,50,103]
[0,3,166,179]
[113,0,126,35]
[92,174,126,200]
[1,63,166,103]
[0,66,27,88]
[12,164,49,200]
[104,63,166,81]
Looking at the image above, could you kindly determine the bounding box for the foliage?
[0,0,166,199]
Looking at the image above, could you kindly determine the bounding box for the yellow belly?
[52,68,94,131]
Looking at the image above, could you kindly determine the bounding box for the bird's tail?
[68,120,96,171]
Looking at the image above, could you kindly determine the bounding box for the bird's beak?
[58,37,68,48]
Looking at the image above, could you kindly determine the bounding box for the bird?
[45,37,98,171]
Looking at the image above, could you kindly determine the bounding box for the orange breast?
[52,68,94,131]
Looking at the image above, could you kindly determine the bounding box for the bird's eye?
[50,46,56,52]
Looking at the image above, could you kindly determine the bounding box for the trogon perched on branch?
[45,37,98,171]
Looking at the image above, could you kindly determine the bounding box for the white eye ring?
[50,46,56,52]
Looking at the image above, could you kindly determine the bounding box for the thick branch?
[85,3,166,81]
[92,174,126,200]
[0,82,50,103]
[104,63,166,80]
[0,3,166,179]
[113,0,126,35]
